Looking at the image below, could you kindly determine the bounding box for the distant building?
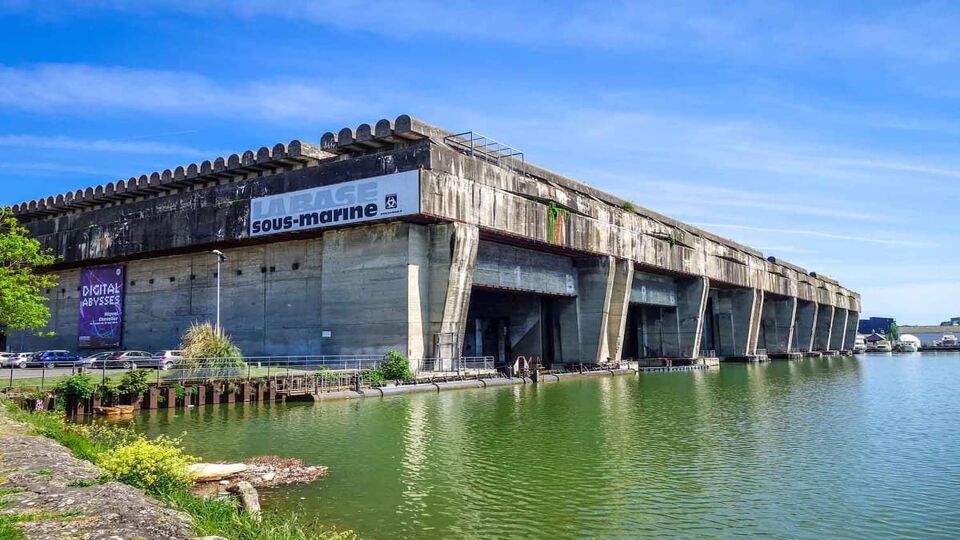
[940,317,960,326]
[898,325,960,346]
[858,317,895,335]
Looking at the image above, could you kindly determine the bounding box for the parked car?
[9,352,33,368]
[81,351,118,367]
[0,352,15,367]
[151,350,185,370]
[89,350,157,369]
[23,350,83,368]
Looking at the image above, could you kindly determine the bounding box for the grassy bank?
[0,399,353,540]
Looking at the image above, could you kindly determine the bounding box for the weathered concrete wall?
[794,300,818,353]
[11,224,451,361]
[423,144,860,312]
[760,296,797,354]
[473,241,576,296]
[813,304,835,351]
[9,115,860,365]
[709,288,760,357]
[829,308,848,351]
[844,311,859,351]
[11,239,326,355]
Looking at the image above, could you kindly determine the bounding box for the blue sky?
[0,1,956,324]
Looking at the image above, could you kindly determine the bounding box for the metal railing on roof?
[444,131,524,174]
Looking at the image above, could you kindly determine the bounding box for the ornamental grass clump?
[177,322,245,380]
[98,435,197,497]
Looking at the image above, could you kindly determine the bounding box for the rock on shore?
[0,414,192,540]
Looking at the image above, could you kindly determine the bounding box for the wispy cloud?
[0,134,219,157]
[691,222,935,248]
[624,179,885,222]
[0,161,117,177]
[0,64,359,121]
[13,0,960,68]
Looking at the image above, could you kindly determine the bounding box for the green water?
[136,354,960,539]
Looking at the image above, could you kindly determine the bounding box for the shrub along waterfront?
[0,399,354,540]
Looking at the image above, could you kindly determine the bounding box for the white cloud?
[0,64,358,121]
[691,222,935,248]
[0,134,219,157]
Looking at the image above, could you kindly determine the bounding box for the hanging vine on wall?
[546,202,570,245]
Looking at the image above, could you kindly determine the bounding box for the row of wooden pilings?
[26,378,311,416]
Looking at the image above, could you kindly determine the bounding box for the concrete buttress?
[794,300,818,353]
[710,288,763,358]
[813,304,835,351]
[604,259,634,363]
[760,296,798,354]
[676,276,709,358]
[427,222,479,364]
[830,308,848,351]
[843,311,859,351]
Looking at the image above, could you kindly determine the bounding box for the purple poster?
[78,265,126,349]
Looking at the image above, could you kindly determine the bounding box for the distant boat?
[875,339,892,352]
[942,335,958,347]
[898,334,920,353]
[853,335,867,354]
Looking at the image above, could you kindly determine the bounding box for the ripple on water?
[137,355,960,539]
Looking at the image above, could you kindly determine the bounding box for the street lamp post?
[212,250,226,334]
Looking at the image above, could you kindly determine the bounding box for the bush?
[97,379,120,401]
[177,322,245,380]
[117,369,150,397]
[77,422,139,450]
[99,435,197,497]
[380,350,413,381]
[362,369,384,388]
[180,322,243,363]
[54,374,95,400]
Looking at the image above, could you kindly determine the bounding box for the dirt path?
[0,410,193,540]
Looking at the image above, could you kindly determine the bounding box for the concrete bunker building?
[7,114,861,369]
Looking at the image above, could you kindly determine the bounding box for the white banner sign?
[249,170,420,237]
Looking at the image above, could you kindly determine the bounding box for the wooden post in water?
[147,387,160,409]
[165,387,176,408]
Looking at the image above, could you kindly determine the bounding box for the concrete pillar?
[710,287,762,357]
[830,308,848,351]
[604,259,634,363]
[427,222,479,367]
[747,289,765,355]
[676,276,709,358]
[844,310,859,351]
[760,296,797,354]
[575,256,616,363]
[557,297,581,364]
[794,300,818,352]
[813,304,835,351]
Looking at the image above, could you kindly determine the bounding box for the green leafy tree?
[887,322,900,341]
[380,349,413,381]
[54,374,95,400]
[0,207,58,334]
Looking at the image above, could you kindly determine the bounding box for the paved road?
[2,366,132,380]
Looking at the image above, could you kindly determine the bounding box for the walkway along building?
[7,114,861,369]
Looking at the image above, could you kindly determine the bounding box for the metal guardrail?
[417,356,496,374]
[443,131,525,174]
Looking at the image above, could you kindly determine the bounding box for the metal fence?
[151,355,382,383]
[418,356,496,374]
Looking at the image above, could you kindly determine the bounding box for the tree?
[887,322,900,341]
[0,207,58,334]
